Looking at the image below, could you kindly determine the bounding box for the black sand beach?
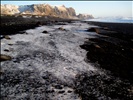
[1,15,78,35]
[1,16,133,99]
[86,21,133,41]
[81,21,133,82]
[78,21,133,99]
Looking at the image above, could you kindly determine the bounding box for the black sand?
[76,21,133,100]
[80,21,133,83]
[1,17,133,81]
[1,16,133,99]
[85,21,133,41]
[1,15,78,35]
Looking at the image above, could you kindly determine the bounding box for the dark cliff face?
[67,7,76,17]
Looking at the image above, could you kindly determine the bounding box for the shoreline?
[1,19,133,99]
[80,20,133,83]
[1,17,133,82]
[1,16,79,35]
[83,21,133,41]
[1,17,133,81]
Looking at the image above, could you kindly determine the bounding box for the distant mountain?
[1,4,20,15]
[77,14,94,19]
[1,4,93,19]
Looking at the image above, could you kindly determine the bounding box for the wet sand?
[75,21,133,100]
[81,21,133,82]
[85,21,133,41]
[1,15,78,35]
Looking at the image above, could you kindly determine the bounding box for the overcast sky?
[1,1,133,18]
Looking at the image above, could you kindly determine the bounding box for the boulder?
[0,54,12,61]
[80,43,104,53]
[42,30,48,34]
[4,35,11,40]
[58,27,66,31]
[4,49,10,52]
[93,44,101,49]
[0,69,4,75]
[36,21,42,27]
[8,43,13,46]
[87,27,99,33]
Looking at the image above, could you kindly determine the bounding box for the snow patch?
[1,21,98,99]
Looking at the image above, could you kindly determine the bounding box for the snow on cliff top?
[51,5,67,11]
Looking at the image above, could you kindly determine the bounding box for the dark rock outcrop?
[87,27,99,33]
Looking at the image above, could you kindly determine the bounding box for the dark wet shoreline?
[1,17,133,99]
[76,21,133,99]
[80,21,133,83]
[1,15,79,35]
[84,21,133,41]
[1,16,133,83]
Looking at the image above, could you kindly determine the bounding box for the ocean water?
[85,17,133,23]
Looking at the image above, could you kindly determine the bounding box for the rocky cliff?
[1,4,93,19]
[77,14,94,19]
[1,4,20,15]
[1,4,76,18]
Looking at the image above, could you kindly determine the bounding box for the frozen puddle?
[1,22,99,99]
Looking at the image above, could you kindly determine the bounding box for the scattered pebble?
[8,43,13,46]
[67,90,73,93]
[4,49,10,52]
[58,90,65,94]
[58,27,66,31]
[42,30,48,34]
[54,85,63,89]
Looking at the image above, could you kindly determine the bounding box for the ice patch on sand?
[1,21,97,99]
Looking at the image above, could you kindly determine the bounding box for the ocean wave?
[86,17,133,23]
